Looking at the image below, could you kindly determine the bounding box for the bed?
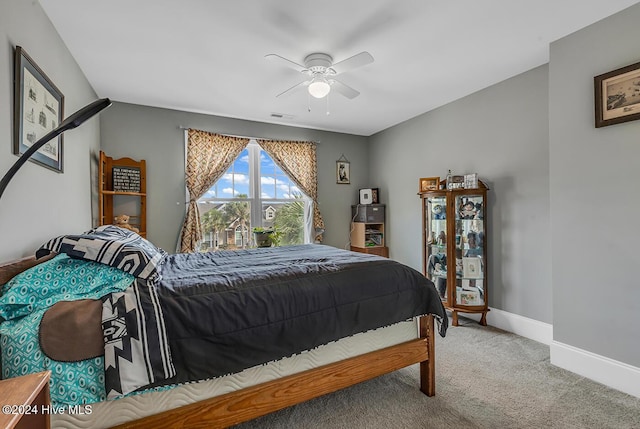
[0,226,448,428]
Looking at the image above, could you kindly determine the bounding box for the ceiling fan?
[265,51,374,100]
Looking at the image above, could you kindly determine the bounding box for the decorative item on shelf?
[113,166,142,192]
[113,214,139,233]
[458,198,477,219]
[463,173,478,189]
[432,204,445,219]
[447,174,464,190]
[359,188,373,204]
[371,188,379,204]
[594,60,640,128]
[336,154,350,184]
[419,177,440,192]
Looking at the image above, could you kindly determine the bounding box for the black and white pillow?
[36,225,167,283]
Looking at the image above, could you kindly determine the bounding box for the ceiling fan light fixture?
[308,78,330,99]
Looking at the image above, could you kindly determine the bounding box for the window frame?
[194,140,313,247]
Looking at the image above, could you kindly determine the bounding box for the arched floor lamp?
[0,98,111,200]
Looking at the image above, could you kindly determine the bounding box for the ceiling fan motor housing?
[304,53,336,75]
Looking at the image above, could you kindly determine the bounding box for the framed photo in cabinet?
[459,289,481,306]
[462,257,482,279]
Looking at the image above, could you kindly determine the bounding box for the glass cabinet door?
[454,194,485,307]
[425,195,448,301]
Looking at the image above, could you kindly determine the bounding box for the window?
[198,141,312,251]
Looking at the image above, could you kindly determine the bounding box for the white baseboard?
[550,341,640,399]
[459,307,640,399]
[460,307,553,345]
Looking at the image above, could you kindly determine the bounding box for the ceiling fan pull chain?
[308,91,311,112]
[326,93,330,116]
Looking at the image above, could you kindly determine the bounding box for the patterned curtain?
[179,129,249,252]
[257,139,325,241]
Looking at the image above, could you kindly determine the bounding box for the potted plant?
[253,226,281,248]
[253,227,272,247]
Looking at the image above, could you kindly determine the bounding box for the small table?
[0,371,51,429]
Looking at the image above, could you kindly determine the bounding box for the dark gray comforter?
[151,244,447,388]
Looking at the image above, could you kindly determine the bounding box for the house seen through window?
[198,141,311,251]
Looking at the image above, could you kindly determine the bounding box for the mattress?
[52,319,418,429]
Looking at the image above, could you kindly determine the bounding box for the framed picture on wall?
[13,46,65,172]
[594,60,640,128]
[336,160,350,184]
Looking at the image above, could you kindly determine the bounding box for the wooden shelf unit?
[99,151,147,237]
[350,222,388,257]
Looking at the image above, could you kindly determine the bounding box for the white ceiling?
[40,0,640,136]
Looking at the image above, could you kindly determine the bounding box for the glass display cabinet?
[419,179,489,326]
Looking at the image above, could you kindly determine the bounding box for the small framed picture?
[594,60,640,128]
[336,161,350,184]
[463,173,478,189]
[458,289,481,306]
[447,175,464,190]
[462,257,482,279]
[419,177,440,192]
[371,188,379,204]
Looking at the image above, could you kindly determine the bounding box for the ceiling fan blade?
[330,79,360,99]
[330,51,374,75]
[276,79,311,98]
[265,54,307,73]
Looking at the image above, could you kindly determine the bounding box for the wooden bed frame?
[0,256,437,429]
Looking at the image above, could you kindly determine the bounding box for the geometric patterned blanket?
[102,278,174,398]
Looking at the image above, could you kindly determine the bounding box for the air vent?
[270,112,295,120]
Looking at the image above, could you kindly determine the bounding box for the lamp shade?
[308,78,330,98]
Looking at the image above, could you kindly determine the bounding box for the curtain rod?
[178,126,320,144]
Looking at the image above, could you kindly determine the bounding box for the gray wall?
[0,0,99,262]
[100,102,369,252]
[368,65,552,324]
[549,4,640,366]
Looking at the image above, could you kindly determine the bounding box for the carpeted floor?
[232,317,640,428]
